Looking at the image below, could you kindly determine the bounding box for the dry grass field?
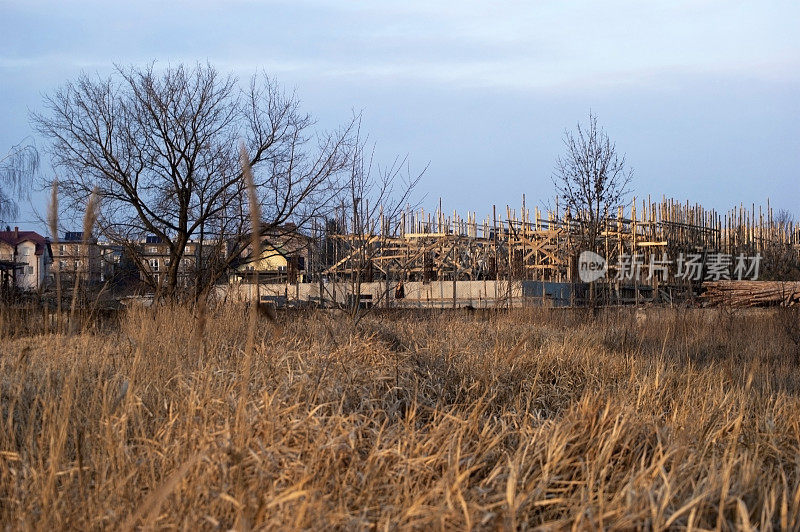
[1,304,800,530]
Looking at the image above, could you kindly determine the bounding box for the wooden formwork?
[317,196,800,295]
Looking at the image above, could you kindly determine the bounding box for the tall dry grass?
[1,306,799,529]
[47,180,60,319]
[68,188,99,332]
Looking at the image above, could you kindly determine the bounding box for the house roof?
[0,230,49,256]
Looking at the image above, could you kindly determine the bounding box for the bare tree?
[0,140,39,222]
[33,63,355,298]
[321,119,424,320]
[776,209,794,232]
[552,111,633,256]
[765,209,799,279]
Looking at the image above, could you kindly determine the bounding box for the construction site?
[225,195,800,309]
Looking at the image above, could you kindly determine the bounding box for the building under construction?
[286,196,800,307]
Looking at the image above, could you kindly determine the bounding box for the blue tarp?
[522,281,588,307]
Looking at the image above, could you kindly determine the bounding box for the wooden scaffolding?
[316,196,800,294]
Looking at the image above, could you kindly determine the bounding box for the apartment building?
[138,236,201,287]
[51,231,101,285]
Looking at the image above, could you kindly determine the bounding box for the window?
[149,259,159,271]
[25,266,33,275]
[147,246,157,254]
[59,260,66,269]
[59,245,65,254]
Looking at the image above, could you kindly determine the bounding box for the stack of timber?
[701,281,800,307]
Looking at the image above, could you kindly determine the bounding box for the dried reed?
[1,307,799,529]
[47,180,60,325]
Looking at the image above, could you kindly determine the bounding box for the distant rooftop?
[0,227,50,255]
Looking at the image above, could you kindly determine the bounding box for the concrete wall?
[215,279,526,308]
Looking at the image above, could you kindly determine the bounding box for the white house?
[0,227,52,290]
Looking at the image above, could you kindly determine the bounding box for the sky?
[1,0,798,233]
